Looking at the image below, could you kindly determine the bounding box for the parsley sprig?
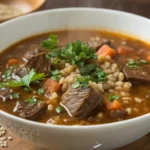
[42,34,58,50]
[44,35,96,66]
[0,69,45,90]
[25,97,38,104]
[108,95,119,102]
[72,76,91,88]
[80,64,107,82]
[51,70,62,82]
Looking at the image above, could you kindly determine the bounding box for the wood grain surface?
[2,0,150,149]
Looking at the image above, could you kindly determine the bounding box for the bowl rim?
[0,7,150,129]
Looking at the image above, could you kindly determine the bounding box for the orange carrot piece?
[105,100,123,110]
[7,59,19,66]
[44,78,61,93]
[117,46,134,54]
[147,55,150,62]
[96,44,116,57]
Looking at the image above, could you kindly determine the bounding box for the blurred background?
[0,0,150,23]
[40,0,150,18]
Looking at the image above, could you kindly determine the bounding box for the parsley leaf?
[51,70,62,82]
[0,69,45,89]
[139,59,148,64]
[80,64,107,82]
[11,93,20,99]
[72,76,91,88]
[126,59,148,68]
[55,106,63,113]
[42,35,58,50]
[61,40,97,65]
[2,65,19,80]
[108,95,119,102]
[25,97,38,104]
[46,48,61,60]
[126,59,140,68]
[38,88,45,95]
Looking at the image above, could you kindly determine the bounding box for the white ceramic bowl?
[0,8,150,150]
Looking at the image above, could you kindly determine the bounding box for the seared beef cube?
[23,45,44,62]
[13,101,47,120]
[109,109,126,118]
[26,52,51,74]
[88,36,111,50]
[61,87,103,119]
[0,88,10,102]
[13,66,29,78]
[123,64,150,84]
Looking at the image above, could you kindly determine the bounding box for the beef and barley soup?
[0,30,150,125]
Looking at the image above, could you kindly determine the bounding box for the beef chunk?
[61,87,103,119]
[23,45,45,62]
[13,101,47,120]
[13,66,29,78]
[88,36,111,50]
[123,64,150,84]
[0,88,10,102]
[109,109,126,118]
[26,52,51,74]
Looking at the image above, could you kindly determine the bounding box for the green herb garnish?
[11,93,20,99]
[108,95,119,102]
[42,34,58,50]
[0,69,45,89]
[55,106,63,113]
[139,59,148,64]
[51,70,62,82]
[2,65,19,80]
[38,88,45,95]
[80,64,107,82]
[126,59,140,68]
[43,36,97,66]
[25,97,37,104]
[72,76,91,88]
[61,40,97,65]
[126,59,148,68]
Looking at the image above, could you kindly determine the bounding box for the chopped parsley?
[80,64,107,82]
[139,59,148,64]
[61,40,97,65]
[72,76,91,88]
[43,35,96,66]
[108,95,119,102]
[25,97,38,104]
[42,34,58,50]
[38,88,45,95]
[55,106,63,113]
[0,69,45,89]
[24,87,31,92]
[2,65,19,80]
[11,93,20,99]
[126,59,148,68]
[51,70,62,82]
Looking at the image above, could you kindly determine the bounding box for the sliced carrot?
[117,46,134,54]
[96,44,116,57]
[147,55,150,62]
[7,59,19,67]
[43,78,61,93]
[104,100,123,110]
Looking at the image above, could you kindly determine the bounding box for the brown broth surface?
[0,30,150,125]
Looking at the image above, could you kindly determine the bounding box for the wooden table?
[4,0,150,149]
